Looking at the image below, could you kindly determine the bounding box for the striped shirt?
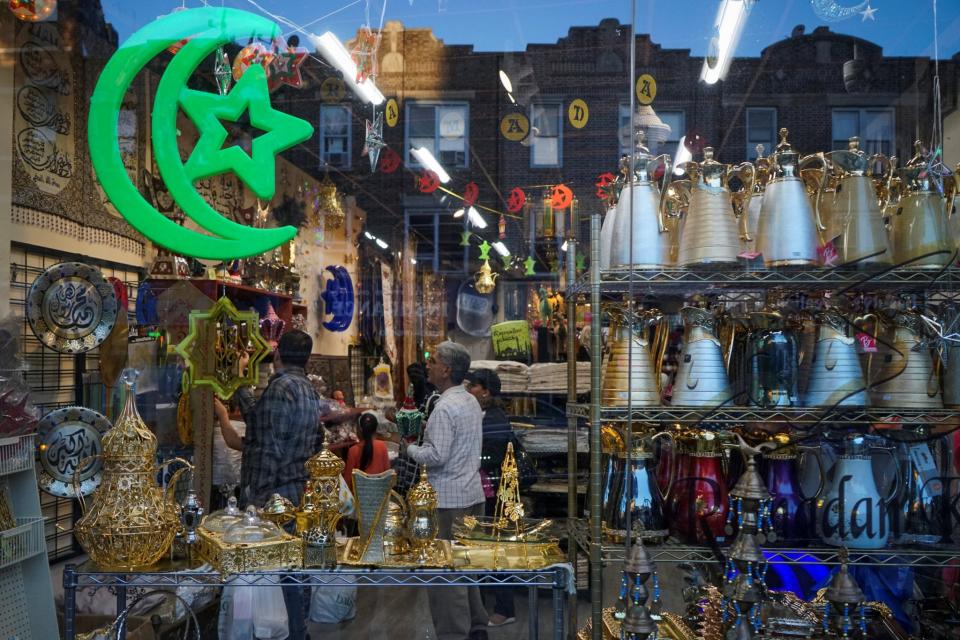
[407,384,485,509]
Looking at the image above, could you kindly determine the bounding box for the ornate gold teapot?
[602,306,668,407]
[825,136,893,266]
[675,147,754,266]
[75,369,189,570]
[889,141,957,268]
[755,128,827,267]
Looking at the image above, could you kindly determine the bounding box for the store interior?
[1,0,960,638]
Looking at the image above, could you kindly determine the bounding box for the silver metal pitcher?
[803,310,868,407]
[599,201,618,271]
[675,147,754,266]
[742,144,769,253]
[602,307,668,407]
[871,310,942,409]
[889,141,956,269]
[671,305,732,407]
[755,128,827,267]
[609,132,674,269]
[826,136,893,266]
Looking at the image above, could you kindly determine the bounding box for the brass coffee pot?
[889,141,957,269]
[608,131,674,269]
[75,369,190,570]
[602,307,668,407]
[871,310,942,408]
[674,147,754,266]
[755,128,827,267]
[803,310,868,407]
[825,136,893,266]
[671,305,732,407]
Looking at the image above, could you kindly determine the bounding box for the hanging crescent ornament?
[88,8,314,261]
[809,0,871,22]
[506,187,526,214]
[550,184,574,210]
[463,181,479,207]
[417,171,440,194]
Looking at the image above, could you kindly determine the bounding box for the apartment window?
[746,108,777,160]
[319,105,351,169]
[619,106,685,156]
[530,103,562,167]
[406,102,469,168]
[832,108,894,156]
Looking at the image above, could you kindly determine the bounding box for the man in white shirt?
[404,340,488,640]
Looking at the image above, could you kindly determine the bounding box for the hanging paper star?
[351,26,381,83]
[268,37,308,92]
[860,4,877,21]
[524,255,536,276]
[460,231,472,247]
[478,240,491,261]
[214,46,233,96]
[362,110,386,172]
[233,42,274,82]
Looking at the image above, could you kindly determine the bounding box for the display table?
[62,560,573,640]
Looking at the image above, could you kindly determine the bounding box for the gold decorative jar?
[406,466,439,564]
[75,368,189,570]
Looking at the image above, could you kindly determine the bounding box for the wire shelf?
[0,517,47,570]
[0,434,35,477]
[567,519,960,568]
[566,402,960,426]
[565,265,960,297]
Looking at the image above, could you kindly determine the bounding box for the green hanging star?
[524,255,536,276]
[478,240,491,261]
[179,64,314,199]
[576,254,586,273]
[460,231,472,247]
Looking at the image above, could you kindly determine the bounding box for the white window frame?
[319,104,352,169]
[831,108,895,156]
[529,102,563,168]
[404,102,470,170]
[745,107,777,161]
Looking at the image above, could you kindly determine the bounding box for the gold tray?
[197,527,303,574]
[454,540,565,570]
[338,538,454,568]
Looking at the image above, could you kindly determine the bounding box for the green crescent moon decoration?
[88,7,314,260]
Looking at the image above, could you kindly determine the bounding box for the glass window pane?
[748,109,774,141]
[533,137,559,166]
[532,105,559,136]
[660,111,684,145]
[408,105,436,138]
[832,110,860,144]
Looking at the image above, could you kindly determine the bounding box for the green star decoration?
[478,240,491,261]
[460,231,472,247]
[524,255,536,276]
[180,64,313,199]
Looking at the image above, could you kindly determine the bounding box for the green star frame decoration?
[175,296,272,399]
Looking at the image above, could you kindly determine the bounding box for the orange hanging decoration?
[379,147,401,174]
[550,183,574,210]
[463,181,479,207]
[506,187,526,214]
[595,172,616,200]
[417,171,440,194]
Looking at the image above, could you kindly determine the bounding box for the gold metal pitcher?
[826,136,893,266]
[743,144,770,253]
[75,369,189,570]
[871,310,942,408]
[602,306,668,407]
[609,131,675,269]
[675,147,754,266]
[755,128,827,267]
[671,305,732,407]
[803,310,868,407]
[889,141,957,269]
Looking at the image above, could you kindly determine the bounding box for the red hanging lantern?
[550,183,574,210]
[506,187,526,214]
[594,172,616,200]
[463,181,479,207]
[379,147,401,174]
[498,215,506,240]
[417,171,440,194]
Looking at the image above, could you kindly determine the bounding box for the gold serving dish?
[339,537,454,568]
[452,516,563,569]
[197,506,303,574]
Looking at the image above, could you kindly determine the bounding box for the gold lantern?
[299,443,345,567]
[406,466,440,564]
[317,173,345,230]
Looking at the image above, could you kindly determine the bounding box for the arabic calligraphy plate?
[37,406,112,498]
[27,262,119,354]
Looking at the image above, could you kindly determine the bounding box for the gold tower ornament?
[406,466,440,564]
[75,368,192,570]
[175,296,271,400]
[299,443,345,567]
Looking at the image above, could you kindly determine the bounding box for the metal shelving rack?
[565,214,960,640]
[62,562,572,640]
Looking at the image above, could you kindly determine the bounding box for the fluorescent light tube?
[492,241,510,256]
[410,147,451,183]
[467,206,487,229]
[313,32,385,105]
[375,238,388,249]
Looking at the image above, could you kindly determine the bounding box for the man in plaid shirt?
[403,341,488,640]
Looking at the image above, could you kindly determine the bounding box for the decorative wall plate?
[27,262,119,354]
[36,406,112,498]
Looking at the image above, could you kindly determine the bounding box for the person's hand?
[213,397,226,413]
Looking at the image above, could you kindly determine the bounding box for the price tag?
[817,241,839,266]
[909,444,942,497]
[738,250,761,260]
[855,332,878,353]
